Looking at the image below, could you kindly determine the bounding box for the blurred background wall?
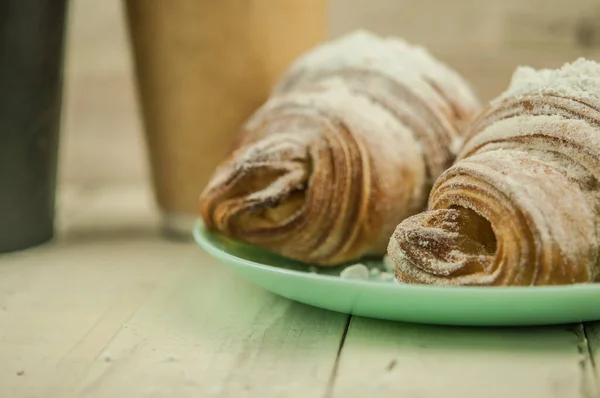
[59,0,600,188]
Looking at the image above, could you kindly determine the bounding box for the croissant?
[388,58,600,286]
[198,31,480,266]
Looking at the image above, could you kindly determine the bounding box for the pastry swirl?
[388,58,600,285]
[200,82,425,264]
[198,31,480,265]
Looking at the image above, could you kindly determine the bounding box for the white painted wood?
[330,0,600,102]
[0,185,348,398]
[331,317,595,398]
[586,323,600,393]
[1,184,594,398]
[331,0,600,49]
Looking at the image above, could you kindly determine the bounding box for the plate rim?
[193,219,600,297]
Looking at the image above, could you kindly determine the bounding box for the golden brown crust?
[198,32,480,266]
[388,60,600,286]
[199,83,427,265]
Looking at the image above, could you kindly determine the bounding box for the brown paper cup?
[125,0,327,237]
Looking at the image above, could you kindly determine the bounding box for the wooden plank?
[438,46,600,102]
[0,237,178,398]
[63,257,348,398]
[331,0,600,103]
[55,184,160,239]
[0,184,348,398]
[331,0,600,49]
[585,323,600,393]
[60,0,148,187]
[330,317,597,398]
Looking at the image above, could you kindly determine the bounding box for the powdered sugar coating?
[388,58,600,286]
[273,30,480,183]
[200,79,427,265]
[496,58,600,106]
[274,30,480,125]
[199,30,480,266]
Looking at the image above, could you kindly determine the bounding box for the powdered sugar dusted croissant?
[273,30,480,181]
[198,31,480,266]
[388,58,600,285]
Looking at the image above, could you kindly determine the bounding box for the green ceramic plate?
[193,221,600,326]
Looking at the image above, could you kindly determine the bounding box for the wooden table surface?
[2,184,599,398]
[2,1,600,397]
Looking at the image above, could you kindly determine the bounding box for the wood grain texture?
[0,185,348,398]
[60,245,346,398]
[2,185,596,398]
[585,323,600,393]
[330,0,600,102]
[331,317,597,398]
[330,0,600,48]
